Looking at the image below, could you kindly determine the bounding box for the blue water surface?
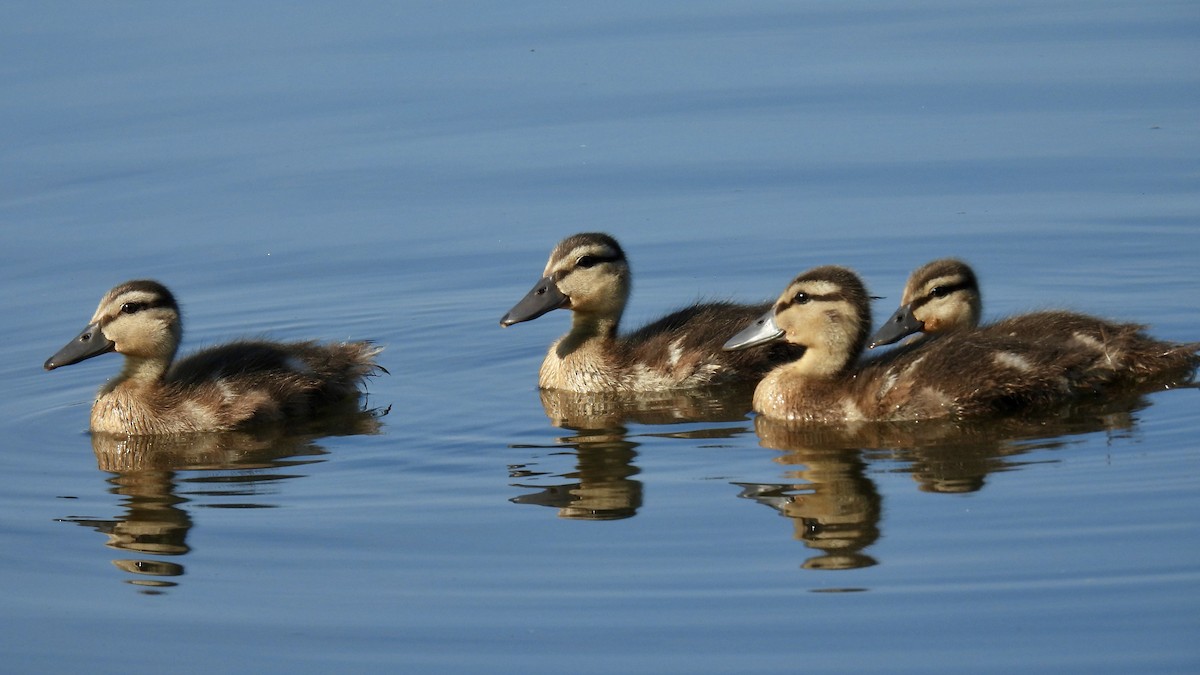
[1,1,1198,673]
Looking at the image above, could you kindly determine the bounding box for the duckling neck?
[556,312,619,357]
[540,313,621,391]
[89,356,174,434]
[791,344,853,379]
[753,359,839,423]
[101,355,170,395]
[751,345,857,422]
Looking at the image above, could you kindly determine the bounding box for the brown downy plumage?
[725,265,1198,424]
[45,280,385,435]
[869,258,1200,384]
[500,232,804,392]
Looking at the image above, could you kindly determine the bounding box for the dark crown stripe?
[110,279,179,312]
[552,232,626,263]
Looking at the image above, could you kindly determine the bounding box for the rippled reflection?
[753,392,1145,491]
[735,444,882,571]
[536,384,756,429]
[510,425,642,520]
[59,409,383,591]
[517,383,1159,572]
[741,392,1151,569]
[509,385,757,520]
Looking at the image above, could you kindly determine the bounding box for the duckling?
[44,280,385,435]
[723,266,1197,424]
[868,258,1200,383]
[500,233,804,392]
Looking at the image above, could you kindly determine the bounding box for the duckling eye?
[792,292,810,305]
[576,255,600,268]
[929,286,950,298]
[120,302,145,314]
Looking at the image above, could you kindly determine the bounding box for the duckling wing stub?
[500,275,568,327]
[723,309,784,351]
[869,304,924,348]
[44,321,116,370]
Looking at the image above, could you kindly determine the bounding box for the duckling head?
[869,258,980,348]
[500,232,630,328]
[725,266,871,377]
[45,280,182,373]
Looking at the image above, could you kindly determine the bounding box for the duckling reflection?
[63,459,192,590]
[537,383,756,430]
[739,394,1150,570]
[513,389,761,520]
[734,427,881,570]
[510,426,643,520]
[60,411,380,590]
[893,399,1140,494]
[753,388,1145,493]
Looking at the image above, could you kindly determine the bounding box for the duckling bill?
[46,279,385,435]
[45,322,117,370]
[501,232,804,392]
[500,275,569,326]
[723,308,785,351]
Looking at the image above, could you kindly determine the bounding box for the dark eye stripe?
[118,297,172,315]
[575,253,622,268]
[911,280,972,310]
[777,290,842,310]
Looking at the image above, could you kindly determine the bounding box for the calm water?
[2,1,1198,673]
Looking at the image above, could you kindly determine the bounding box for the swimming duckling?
[500,233,804,392]
[45,280,384,435]
[723,266,1194,424]
[868,258,1200,383]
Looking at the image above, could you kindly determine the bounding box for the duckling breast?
[539,338,622,392]
[91,383,221,435]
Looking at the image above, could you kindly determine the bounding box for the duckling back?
[984,313,1200,386]
[756,318,1179,424]
[168,340,384,420]
[89,339,384,435]
[860,333,1124,421]
[614,301,806,391]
